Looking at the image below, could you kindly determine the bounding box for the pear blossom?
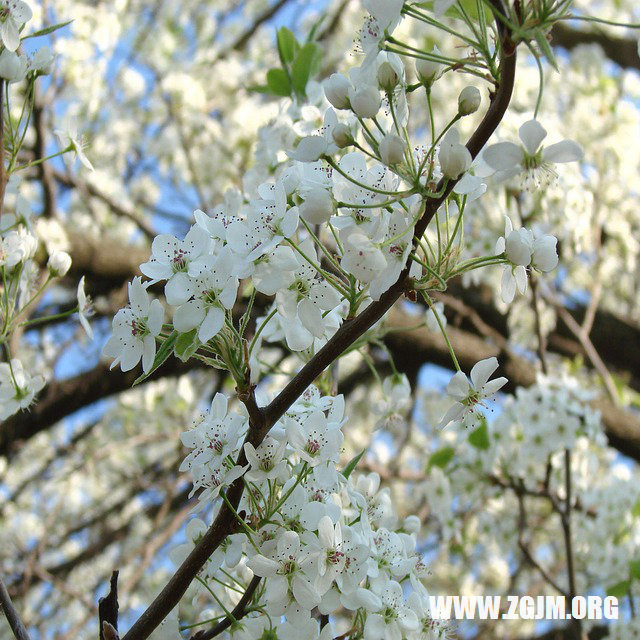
[76,276,94,339]
[140,225,211,305]
[54,118,94,171]
[484,119,583,190]
[0,0,32,52]
[0,358,45,419]
[364,580,419,640]
[102,277,164,373]
[244,436,288,483]
[246,530,321,611]
[286,411,343,466]
[171,251,238,343]
[439,357,508,428]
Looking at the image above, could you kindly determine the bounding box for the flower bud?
[438,129,471,179]
[415,49,442,85]
[377,61,399,92]
[332,123,352,148]
[0,49,26,83]
[458,86,481,116]
[300,188,334,224]
[324,73,351,110]
[379,133,405,165]
[403,515,421,534]
[349,85,380,119]
[47,250,72,277]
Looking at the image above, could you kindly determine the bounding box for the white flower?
[140,225,211,305]
[47,250,71,277]
[289,135,328,163]
[102,277,164,373]
[54,118,94,171]
[438,128,471,179]
[299,187,334,224]
[246,530,321,611]
[0,0,32,52]
[180,393,247,478]
[364,0,404,33]
[364,581,419,640]
[0,227,37,268]
[286,411,343,466]
[172,251,238,343]
[244,436,288,483]
[302,516,346,594]
[29,45,54,74]
[483,119,583,191]
[531,234,558,272]
[0,358,45,420]
[76,276,94,339]
[439,357,507,428]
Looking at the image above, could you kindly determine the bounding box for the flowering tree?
[1,1,640,639]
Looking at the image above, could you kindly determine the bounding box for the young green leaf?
[291,42,322,98]
[342,449,366,479]
[22,20,73,40]
[175,329,200,362]
[468,421,490,450]
[277,26,298,64]
[428,446,456,470]
[266,68,292,97]
[606,579,632,599]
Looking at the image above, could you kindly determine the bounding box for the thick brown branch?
[551,22,640,72]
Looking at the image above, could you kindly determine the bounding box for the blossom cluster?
[174,384,449,640]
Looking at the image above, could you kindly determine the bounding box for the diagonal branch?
[119,4,517,637]
[0,575,31,640]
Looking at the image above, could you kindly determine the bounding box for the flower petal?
[519,119,547,155]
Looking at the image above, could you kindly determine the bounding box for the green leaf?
[22,20,73,39]
[468,420,491,450]
[606,579,631,599]
[291,42,322,98]
[277,27,298,64]
[428,446,456,470]
[175,329,200,362]
[535,31,559,72]
[445,0,493,23]
[133,331,178,386]
[266,68,291,97]
[342,449,366,479]
[247,84,272,94]
[633,499,640,518]
[630,560,640,580]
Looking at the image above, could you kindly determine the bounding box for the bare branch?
[0,575,31,640]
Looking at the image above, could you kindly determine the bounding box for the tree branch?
[0,575,31,640]
[119,3,518,637]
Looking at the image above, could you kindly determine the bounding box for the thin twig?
[0,575,32,640]
[191,576,261,640]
